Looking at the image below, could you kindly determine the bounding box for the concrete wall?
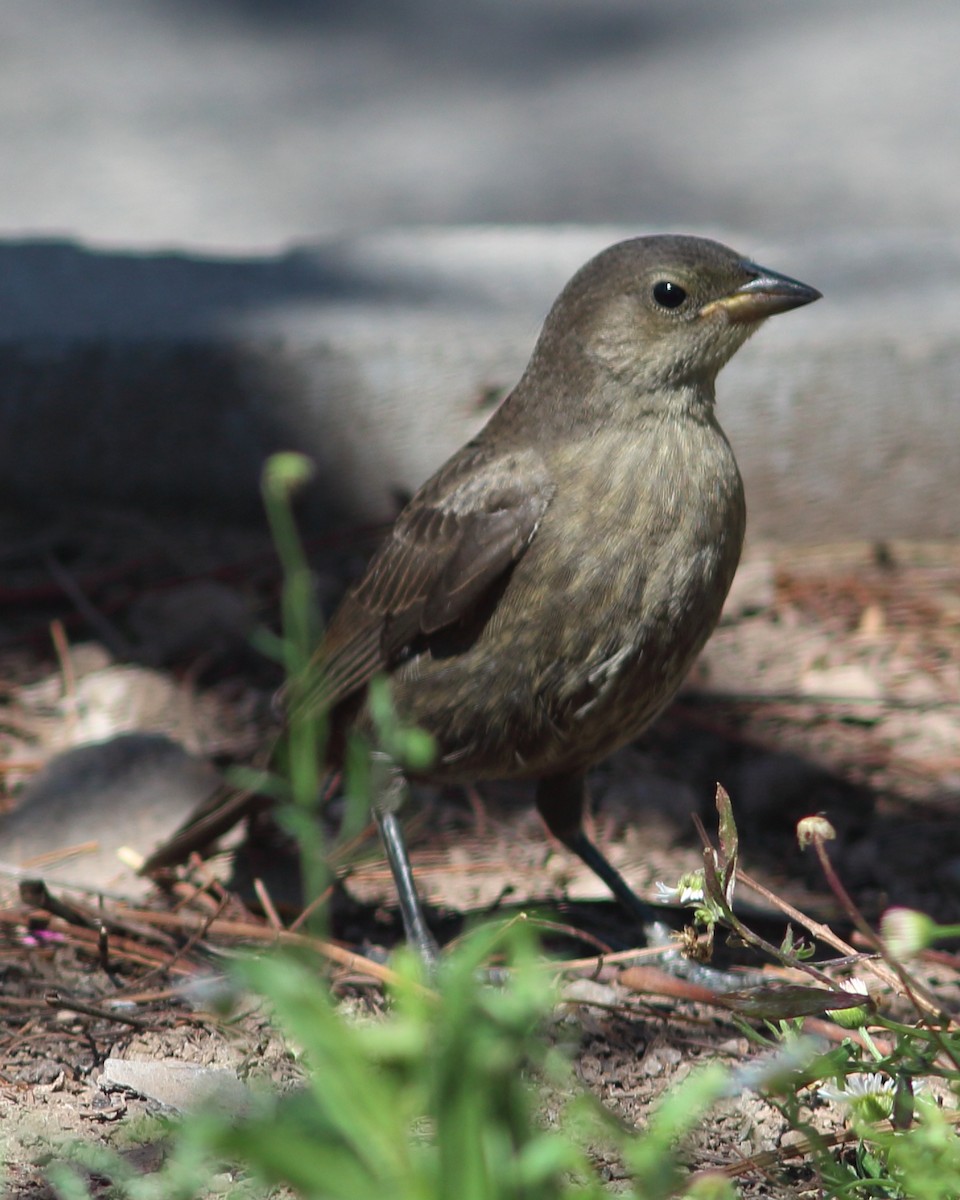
[1,227,956,542]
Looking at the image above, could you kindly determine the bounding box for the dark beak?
[701,263,822,324]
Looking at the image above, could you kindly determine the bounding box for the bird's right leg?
[371,753,440,968]
[536,771,770,992]
[535,771,657,930]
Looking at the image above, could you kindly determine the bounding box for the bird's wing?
[296,443,555,716]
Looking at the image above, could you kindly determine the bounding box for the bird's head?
[528,234,820,404]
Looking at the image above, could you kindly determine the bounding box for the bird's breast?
[395,414,745,780]
[525,421,743,720]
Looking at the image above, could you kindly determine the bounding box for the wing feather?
[303,442,554,715]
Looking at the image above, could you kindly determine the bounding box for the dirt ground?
[2,505,959,1197]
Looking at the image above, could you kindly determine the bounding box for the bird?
[288,234,820,959]
[144,234,820,961]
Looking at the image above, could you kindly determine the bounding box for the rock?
[99,1057,252,1115]
[1,733,222,896]
[799,663,882,701]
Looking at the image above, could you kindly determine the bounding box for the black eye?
[652,280,687,309]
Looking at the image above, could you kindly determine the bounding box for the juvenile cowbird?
[297,235,820,958]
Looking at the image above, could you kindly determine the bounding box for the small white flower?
[825,977,872,1029]
[819,1073,895,1106]
[654,874,704,905]
[837,978,869,996]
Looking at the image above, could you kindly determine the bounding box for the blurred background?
[4,0,958,252]
[1,0,958,536]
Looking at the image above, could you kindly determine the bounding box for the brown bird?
[144,235,819,959]
[292,234,820,958]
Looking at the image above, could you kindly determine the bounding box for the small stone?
[99,1058,253,1116]
[1,733,222,895]
[799,663,882,700]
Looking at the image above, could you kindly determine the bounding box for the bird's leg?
[535,771,656,929]
[371,753,440,967]
[536,773,766,991]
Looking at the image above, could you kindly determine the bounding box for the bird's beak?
[700,264,822,324]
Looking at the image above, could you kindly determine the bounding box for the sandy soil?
[2,507,959,1197]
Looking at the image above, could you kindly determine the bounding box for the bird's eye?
[652,280,687,309]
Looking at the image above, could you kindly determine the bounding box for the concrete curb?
[2,226,957,540]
